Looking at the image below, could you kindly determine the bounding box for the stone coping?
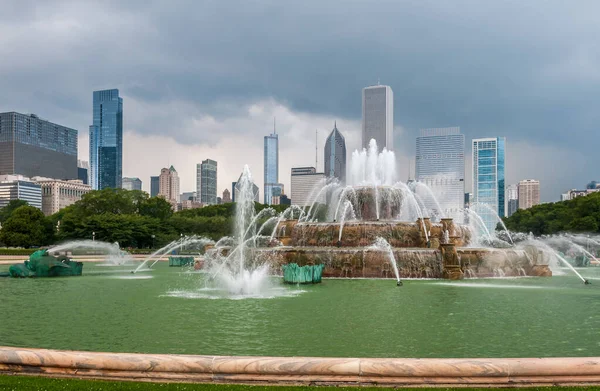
[1,347,600,386]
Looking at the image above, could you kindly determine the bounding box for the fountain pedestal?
[440,243,464,280]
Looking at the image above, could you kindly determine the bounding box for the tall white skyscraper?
[415,127,465,219]
[362,84,394,151]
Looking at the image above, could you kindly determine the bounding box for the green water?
[1,262,600,358]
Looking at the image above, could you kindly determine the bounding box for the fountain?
[190,139,552,283]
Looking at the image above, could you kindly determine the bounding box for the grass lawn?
[2,376,600,391]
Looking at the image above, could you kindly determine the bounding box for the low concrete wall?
[1,347,600,386]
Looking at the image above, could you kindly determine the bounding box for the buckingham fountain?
[200,139,552,290]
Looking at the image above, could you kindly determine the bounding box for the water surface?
[1,263,599,358]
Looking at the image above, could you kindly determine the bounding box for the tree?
[504,192,600,235]
[0,205,54,247]
[139,196,173,220]
[0,199,28,223]
[566,216,598,233]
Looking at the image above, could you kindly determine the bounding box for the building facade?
[264,132,279,205]
[472,137,506,232]
[122,177,142,191]
[222,188,231,203]
[150,176,159,197]
[362,85,394,151]
[324,122,347,184]
[518,179,540,210]
[89,89,123,190]
[507,184,519,217]
[158,166,180,210]
[0,112,77,180]
[199,159,218,204]
[291,167,325,206]
[180,191,196,203]
[0,175,42,210]
[563,188,600,200]
[77,160,89,185]
[415,127,464,219]
[36,178,92,216]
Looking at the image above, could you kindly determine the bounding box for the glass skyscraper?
[150,176,159,197]
[264,132,279,205]
[472,137,505,232]
[324,122,346,184]
[415,127,465,219]
[0,112,77,179]
[89,89,123,190]
[362,84,394,151]
[200,159,218,204]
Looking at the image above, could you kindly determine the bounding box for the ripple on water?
[111,275,154,280]
[161,287,306,300]
[432,282,545,289]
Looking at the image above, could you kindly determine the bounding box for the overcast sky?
[1,0,598,201]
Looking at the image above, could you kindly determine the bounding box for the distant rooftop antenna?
[377,77,380,86]
[315,129,318,169]
[273,117,276,134]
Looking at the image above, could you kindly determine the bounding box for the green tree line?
[503,192,600,235]
[0,189,289,248]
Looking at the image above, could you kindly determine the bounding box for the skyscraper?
[472,137,506,232]
[122,177,142,191]
[324,122,346,184]
[518,179,540,210]
[158,166,180,210]
[222,188,231,203]
[264,130,279,205]
[362,84,394,151]
[507,184,519,217]
[199,159,218,204]
[89,89,123,190]
[415,127,465,218]
[150,176,159,197]
[0,112,77,179]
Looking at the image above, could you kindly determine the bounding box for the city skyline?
[0,2,597,201]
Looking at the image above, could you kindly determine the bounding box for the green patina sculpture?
[168,256,195,267]
[282,263,324,284]
[8,250,83,278]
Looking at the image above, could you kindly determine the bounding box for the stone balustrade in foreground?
[1,347,600,386]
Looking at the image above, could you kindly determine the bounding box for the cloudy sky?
[1,0,598,201]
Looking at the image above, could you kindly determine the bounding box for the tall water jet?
[203,165,277,296]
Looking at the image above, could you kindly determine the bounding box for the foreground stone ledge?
[1,347,600,386]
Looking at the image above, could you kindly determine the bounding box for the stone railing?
[1,347,600,386]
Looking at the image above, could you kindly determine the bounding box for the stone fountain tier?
[252,246,551,280]
[344,186,404,221]
[276,217,471,248]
